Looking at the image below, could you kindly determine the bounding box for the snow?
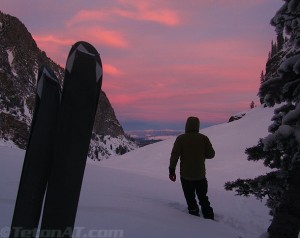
[2,105,298,238]
[0,139,17,148]
[6,49,14,67]
[23,101,31,122]
[263,103,300,148]
[283,103,300,124]
[128,129,182,141]
[88,134,138,160]
[6,49,18,77]
[282,103,300,144]
[277,55,300,75]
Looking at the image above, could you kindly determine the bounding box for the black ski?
[39,41,102,237]
[10,66,61,238]
[10,41,102,238]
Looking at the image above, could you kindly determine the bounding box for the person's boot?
[202,206,214,220]
[188,208,200,217]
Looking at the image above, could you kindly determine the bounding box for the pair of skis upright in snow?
[10,41,103,238]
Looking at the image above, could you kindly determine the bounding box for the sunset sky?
[1,0,283,130]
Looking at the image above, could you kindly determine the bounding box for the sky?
[1,0,283,131]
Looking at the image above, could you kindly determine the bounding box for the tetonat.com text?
[1,226,124,238]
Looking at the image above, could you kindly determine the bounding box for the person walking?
[169,116,215,219]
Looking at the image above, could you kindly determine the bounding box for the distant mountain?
[127,129,183,147]
[0,11,137,160]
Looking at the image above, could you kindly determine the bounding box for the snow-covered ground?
[0,105,293,238]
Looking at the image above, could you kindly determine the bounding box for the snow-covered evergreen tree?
[225,1,300,237]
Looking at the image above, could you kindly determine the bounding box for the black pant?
[180,177,213,217]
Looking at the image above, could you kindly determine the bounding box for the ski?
[10,66,61,238]
[40,41,102,237]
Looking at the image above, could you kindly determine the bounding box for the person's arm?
[205,137,215,159]
[169,137,181,181]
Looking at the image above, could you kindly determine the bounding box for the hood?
[185,116,200,133]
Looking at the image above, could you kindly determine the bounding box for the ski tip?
[37,66,60,99]
[66,41,103,83]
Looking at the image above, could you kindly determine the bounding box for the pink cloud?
[67,1,181,27]
[114,95,251,123]
[114,1,180,26]
[103,64,125,76]
[33,34,74,66]
[32,35,73,46]
[112,94,235,123]
[66,10,109,27]
[34,28,125,53]
[74,27,129,48]
[104,54,261,123]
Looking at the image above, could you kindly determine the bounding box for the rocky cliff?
[0,11,137,160]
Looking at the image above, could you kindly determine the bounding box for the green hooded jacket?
[169,117,215,180]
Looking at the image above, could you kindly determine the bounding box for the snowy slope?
[0,106,284,238]
[100,106,275,187]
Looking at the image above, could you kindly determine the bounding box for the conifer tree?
[225,1,300,237]
[260,70,265,84]
[277,32,284,51]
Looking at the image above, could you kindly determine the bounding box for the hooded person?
[169,116,215,219]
